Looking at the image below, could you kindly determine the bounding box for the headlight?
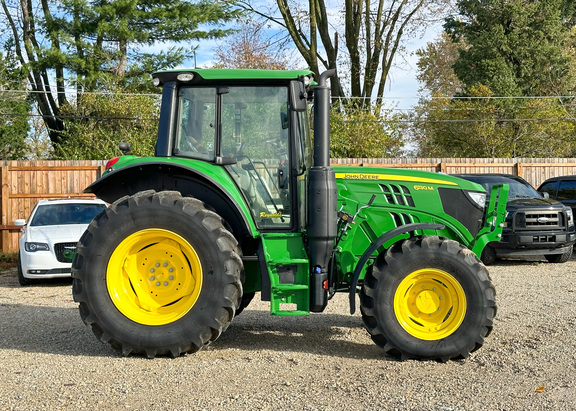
[25,242,50,252]
[566,208,574,228]
[467,191,486,209]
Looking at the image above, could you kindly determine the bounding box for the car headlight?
[566,208,574,229]
[25,242,50,252]
[467,191,486,209]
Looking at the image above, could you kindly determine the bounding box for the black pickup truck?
[455,174,576,264]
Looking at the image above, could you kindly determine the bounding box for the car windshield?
[459,175,541,199]
[30,203,106,226]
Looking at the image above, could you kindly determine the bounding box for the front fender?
[348,223,445,314]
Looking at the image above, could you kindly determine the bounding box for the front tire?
[72,190,243,358]
[17,253,33,286]
[545,247,573,263]
[360,236,496,361]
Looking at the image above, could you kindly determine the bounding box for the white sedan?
[15,199,107,285]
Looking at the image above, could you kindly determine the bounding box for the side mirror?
[290,81,307,112]
[541,192,550,199]
[14,219,26,226]
[119,142,132,155]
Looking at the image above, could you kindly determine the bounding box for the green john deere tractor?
[72,69,508,360]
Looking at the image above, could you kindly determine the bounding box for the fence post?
[1,166,9,251]
[515,162,523,178]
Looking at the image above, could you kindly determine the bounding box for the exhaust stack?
[308,69,337,312]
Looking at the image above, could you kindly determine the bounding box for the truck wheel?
[480,245,497,265]
[545,247,573,263]
[72,190,243,358]
[360,236,496,362]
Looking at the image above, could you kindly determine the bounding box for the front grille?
[514,211,564,231]
[54,242,77,263]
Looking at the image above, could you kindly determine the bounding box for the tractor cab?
[153,69,315,230]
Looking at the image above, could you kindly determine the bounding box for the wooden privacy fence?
[2,158,576,252]
[0,161,106,252]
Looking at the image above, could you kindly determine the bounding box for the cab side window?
[538,181,557,197]
[558,180,576,200]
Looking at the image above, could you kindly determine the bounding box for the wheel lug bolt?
[164,281,169,286]
[163,262,168,267]
[150,276,155,281]
[169,268,174,273]
[169,276,174,280]
[156,281,161,286]
[150,268,155,273]
[155,262,160,267]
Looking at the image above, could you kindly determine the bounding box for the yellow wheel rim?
[106,229,202,326]
[394,268,466,340]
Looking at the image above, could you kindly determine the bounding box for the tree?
[415,33,463,97]
[0,0,239,149]
[412,0,576,157]
[330,102,405,158]
[0,39,29,159]
[445,0,575,97]
[238,0,448,100]
[54,87,159,159]
[213,22,293,69]
[412,86,576,157]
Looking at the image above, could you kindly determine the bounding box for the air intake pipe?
[308,69,337,312]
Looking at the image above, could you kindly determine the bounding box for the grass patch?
[0,252,18,270]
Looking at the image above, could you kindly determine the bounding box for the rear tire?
[360,236,496,361]
[235,292,255,316]
[545,247,573,263]
[72,190,243,358]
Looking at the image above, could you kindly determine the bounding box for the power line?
[2,88,575,100]
[0,89,161,97]
[3,112,574,123]
[1,112,158,121]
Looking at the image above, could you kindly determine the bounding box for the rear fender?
[85,162,258,244]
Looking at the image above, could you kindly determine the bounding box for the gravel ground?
[1,256,575,411]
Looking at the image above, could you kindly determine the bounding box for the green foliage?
[330,103,404,158]
[0,40,30,160]
[55,87,159,159]
[0,252,18,270]
[2,0,240,149]
[416,33,463,96]
[413,86,576,157]
[413,0,576,158]
[446,0,574,96]
[56,0,240,88]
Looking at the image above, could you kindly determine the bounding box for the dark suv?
[538,176,576,216]
[454,174,576,264]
